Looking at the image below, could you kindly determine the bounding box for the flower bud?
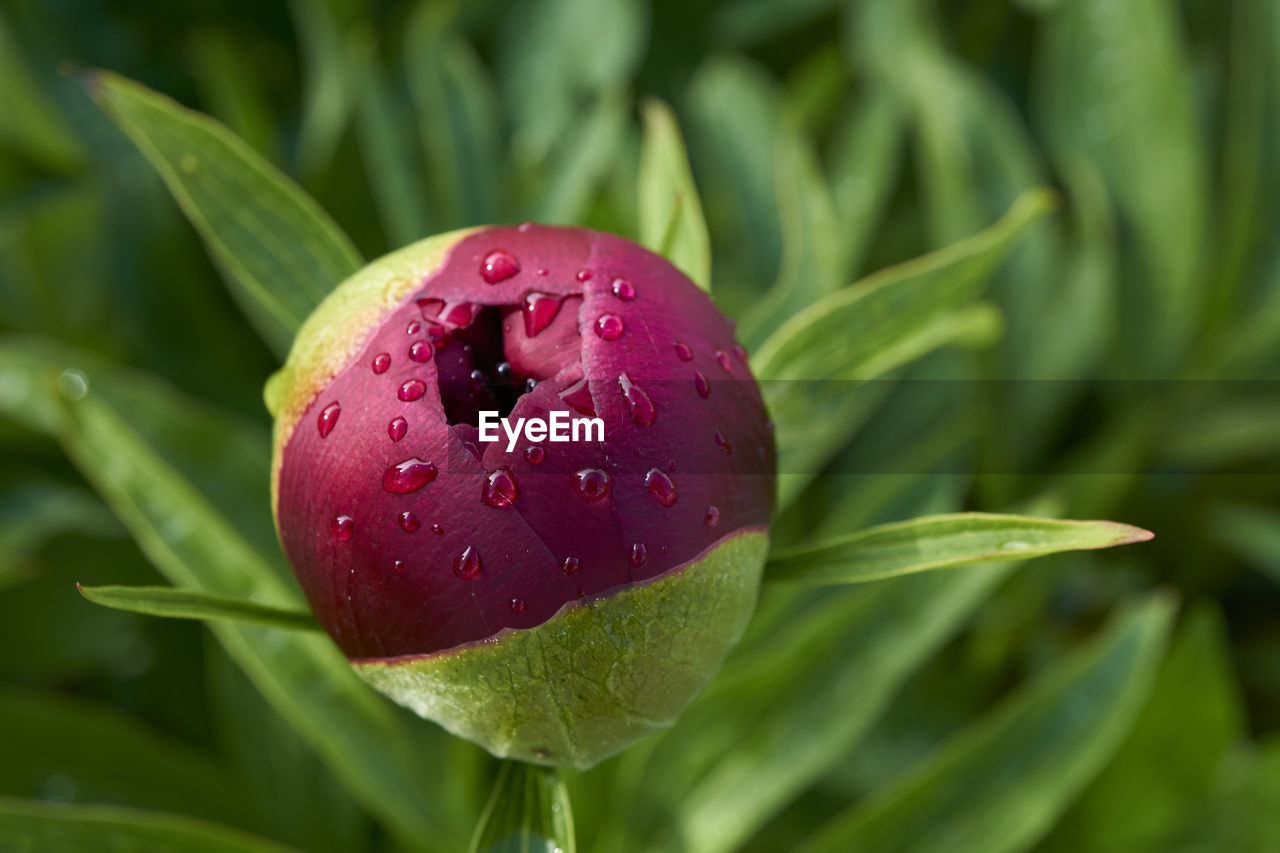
[267,224,774,767]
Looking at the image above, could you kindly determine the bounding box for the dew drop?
[576,268,593,282]
[694,371,710,399]
[482,467,519,508]
[332,515,354,542]
[407,320,422,336]
[573,468,611,503]
[618,372,656,427]
[409,341,432,363]
[317,402,341,438]
[595,313,624,341]
[559,378,596,416]
[714,430,732,454]
[525,378,538,394]
[537,268,550,276]
[705,505,720,526]
[425,323,447,348]
[481,249,520,284]
[398,379,426,402]
[510,598,527,613]
[372,353,391,374]
[495,362,513,384]
[393,559,406,573]
[382,458,438,494]
[716,350,733,373]
[431,523,445,536]
[522,292,565,337]
[629,543,648,568]
[560,556,580,575]
[399,511,421,532]
[674,341,693,362]
[517,222,535,233]
[388,416,408,442]
[731,343,748,362]
[524,445,546,465]
[644,468,678,507]
[610,278,636,301]
[453,545,482,579]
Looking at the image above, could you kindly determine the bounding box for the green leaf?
[187,28,279,160]
[88,71,363,357]
[739,127,841,346]
[0,689,253,827]
[535,90,628,225]
[289,0,360,178]
[1209,503,1280,588]
[0,480,121,580]
[350,30,433,245]
[404,4,502,228]
[766,512,1153,585]
[0,341,470,850]
[1036,0,1208,368]
[0,798,295,853]
[637,98,711,291]
[640,566,1011,853]
[797,594,1176,853]
[1039,603,1245,852]
[77,584,319,632]
[469,763,575,853]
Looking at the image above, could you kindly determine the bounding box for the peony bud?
[266,224,774,767]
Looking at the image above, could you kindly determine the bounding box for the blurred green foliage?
[1,0,1278,850]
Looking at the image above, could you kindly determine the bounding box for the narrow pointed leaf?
[87,71,362,356]
[0,799,294,852]
[469,762,575,853]
[637,98,711,290]
[797,594,1175,853]
[767,512,1153,585]
[77,584,319,631]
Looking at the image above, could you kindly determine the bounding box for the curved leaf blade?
[77,584,319,632]
[637,98,711,291]
[797,594,1176,853]
[0,798,294,853]
[87,71,362,356]
[767,512,1153,585]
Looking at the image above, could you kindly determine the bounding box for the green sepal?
[353,530,769,769]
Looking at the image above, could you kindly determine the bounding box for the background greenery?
[2,0,1279,850]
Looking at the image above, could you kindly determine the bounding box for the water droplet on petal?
[716,350,733,373]
[694,371,710,399]
[644,468,678,507]
[317,402,341,438]
[388,416,408,442]
[576,268,593,282]
[382,458,438,494]
[731,344,748,362]
[409,341,432,362]
[482,467,519,508]
[560,556,580,575]
[481,249,520,284]
[393,559,406,573]
[618,373,656,427]
[595,313,624,341]
[372,353,391,374]
[714,430,732,454]
[332,515,354,542]
[522,292,565,337]
[705,505,720,526]
[454,545,482,579]
[398,379,426,402]
[674,341,693,362]
[517,222,535,233]
[559,378,595,416]
[525,445,546,465]
[573,468,611,503]
[407,320,422,336]
[431,523,445,536]
[510,598,526,613]
[537,268,549,276]
[629,543,648,568]
[611,278,636,300]
[399,511,421,532]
